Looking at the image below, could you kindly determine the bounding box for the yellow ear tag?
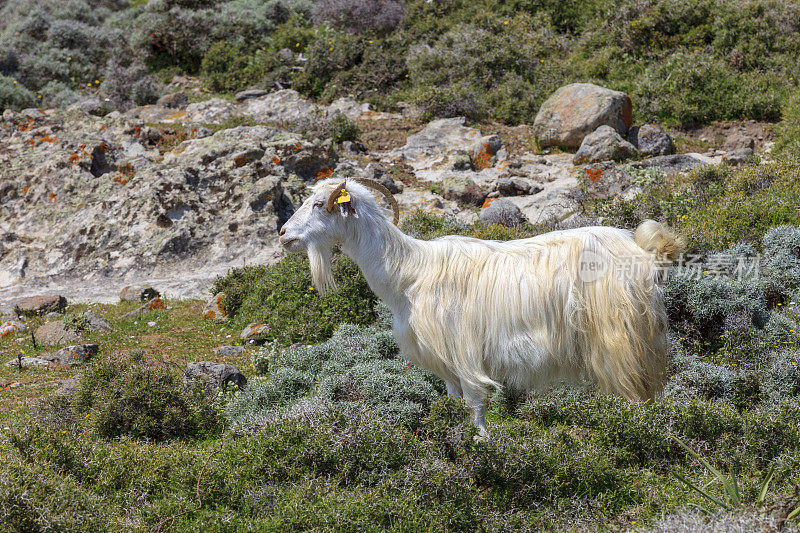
[336,190,351,203]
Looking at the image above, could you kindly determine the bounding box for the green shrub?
[227,322,444,429]
[67,354,224,440]
[211,252,379,345]
[327,111,360,144]
[0,73,36,110]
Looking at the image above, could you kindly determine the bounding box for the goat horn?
[351,177,400,226]
[326,181,348,213]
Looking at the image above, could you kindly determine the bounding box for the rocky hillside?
[1,79,773,311]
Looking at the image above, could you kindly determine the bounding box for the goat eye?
[313,200,324,209]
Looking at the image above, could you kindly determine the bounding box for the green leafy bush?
[0,73,36,109]
[211,252,379,345]
[56,354,225,440]
[327,111,360,144]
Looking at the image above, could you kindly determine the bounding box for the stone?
[84,312,111,332]
[723,148,754,166]
[0,320,28,338]
[723,134,756,152]
[573,126,637,164]
[495,178,540,197]
[627,124,674,156]
[156,92,189,109]
[442,175,489,206]
[363,164,404,194]
[6,356,51,368]
[120,286,161,302]
[480,199,527,227]
[234,89,268,102]
[184,361,247,391]
[276,48,294,62]
[14,294,66,316]
[203,293,228,322]
[241,323,270,343]
[121,297,166,319]
[394,117,498,172]
[278,143,338,181]
[328,97,367,121]
[241,89,319,124]
[67,98,108,117]
[232,148,265,167]
[55,374,81,396]
[632,153,715,175]
[183,98,237,124]
[533,83,633,149]
[35,321,81,346]
[41,344,99,366]
[214,345,246,357]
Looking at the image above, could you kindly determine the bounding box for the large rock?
[35,321,81,346]
[723,148,754,166]
[83,312,112,332]
[627,124,674,156]
[573,126,637,164]
[533,83,633,149]
[6,356,51,368]
[442,175,489,206]
[182,98,237,124]
[480,199,527,227]
[14,294,66,316]
[203,293,227,322]
[723,134,755,152]
[121,297,166,319]
[119,286,161,302]
[156,92,189,109]
[184,361,247,391]
[241,89,320,124]
[214,345,246,357]
[41,344,98,366]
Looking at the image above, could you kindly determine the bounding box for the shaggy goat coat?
[283,180,684,410]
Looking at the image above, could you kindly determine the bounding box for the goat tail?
[634,220,686,263]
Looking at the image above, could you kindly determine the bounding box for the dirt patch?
[357,116,426,152]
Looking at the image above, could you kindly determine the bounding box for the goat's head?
[278,177,399,292]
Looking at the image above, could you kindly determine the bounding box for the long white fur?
[279,179,685,434]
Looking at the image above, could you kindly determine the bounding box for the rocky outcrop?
[35,320,81,346]
[41,344,98,366]
[480,199,527,227]
[14,294,66,316]
[533,83,633,148]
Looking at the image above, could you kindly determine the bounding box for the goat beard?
[308,244,336,294]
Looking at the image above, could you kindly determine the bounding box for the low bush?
[312,0,406,34]
[36,354,224,441]
[211,252,379,345]
[227,322,443,429]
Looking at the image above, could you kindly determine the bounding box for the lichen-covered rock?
[84,312,112,331]
[41,344,98,366]
[241,89,319,123]
[14,294,66,316]
[442,175,489,206]
[122,297,166,319]
[632,153,719,175]
[234,89,268,102]
[533,83,633,148]
[156,92,188,109]
[183,98,237,124]
[185,361,247,391]
[241,323,270,343]
[0,320,28,338]
[203,293,227,322]
[723,134,756,151]
[480,199,527,227]
[573,126,637,164]
[119,286,160,302]
[627,124,674,156]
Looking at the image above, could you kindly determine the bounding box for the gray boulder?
[185,361,247,391]
[442,175,489,206]
[84,312,112,332]
[214,345,246,357]
[156,92,188,109]
[627,124,674,156]
[241,323,270,343]
[533,83,633,148]
[573,126,637,164]
[480,199,527,227]
[723,148,754,166]
[235,89,268,102]
[723,134,755,152]
[6,356,51,368]
[41,344,99,366]
[632,153,714,174]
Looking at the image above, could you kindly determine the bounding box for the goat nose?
[279,227,286,236]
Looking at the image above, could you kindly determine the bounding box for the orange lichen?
[585,167,603,183]
[316,167,333,180]
[21,186,29,194]
[481,197,497,209]
[473,143,493,171]
[272,156,281,165]
[233,155,247,167]
[48,193,57,203]
[147,298,165,310]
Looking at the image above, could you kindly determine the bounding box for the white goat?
[279,178,685,435]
